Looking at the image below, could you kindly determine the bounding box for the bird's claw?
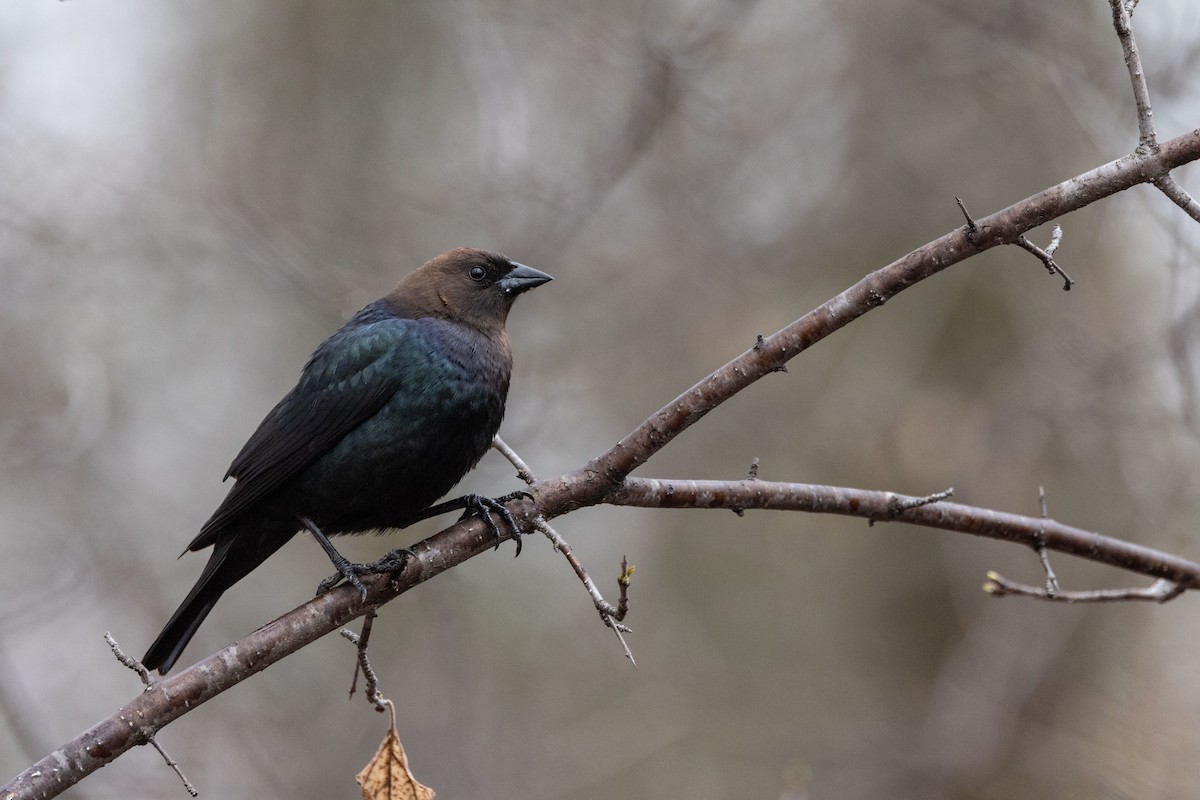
[459,491,532,556]
[316,564,368,599]
[316,548,415,597]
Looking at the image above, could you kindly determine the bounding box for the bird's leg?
[404,491,533,555]
[299,516,371,601]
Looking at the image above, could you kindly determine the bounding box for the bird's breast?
[291,320,511,532]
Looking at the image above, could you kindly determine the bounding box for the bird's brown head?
[387,247,552,334]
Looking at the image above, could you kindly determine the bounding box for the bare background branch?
[3,1,1200,798]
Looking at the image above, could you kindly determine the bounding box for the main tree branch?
[554,127,1200,499]
[6,129,1200,800]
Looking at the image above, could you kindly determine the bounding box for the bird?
[142,247,552,674]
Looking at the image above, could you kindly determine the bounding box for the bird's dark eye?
[469,266,487,281]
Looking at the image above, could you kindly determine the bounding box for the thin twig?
[104,633,195,796]
[955,196,979,240]
[606,616,636,666]
[958,199,1073,289]
[1044,224,1063,256]
[496,437,636,663]
[531,517,630,628]
[615,556,634,623]
[340,611,387,713]
[887,487,955,516]
[532,516,636,666]
[867,487,954,526]
[984,572,1184,603]
[342,609,372,701]
[1108,0,1157,151]
[982,488,1186,604]
[492,435,538,485]
[104,631,152,687]
[1109,0,1200,218]
[1012,226,1074,290]
[1034,486,1060,596]
[1154,175,1200,223]
[146,738,198,798]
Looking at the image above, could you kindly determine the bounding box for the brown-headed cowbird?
[142,248,551,674]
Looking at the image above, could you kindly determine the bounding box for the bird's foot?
[300,515,371,602]
[460,491,532,556]
[316,548,415,597]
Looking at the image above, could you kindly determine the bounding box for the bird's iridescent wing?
[186,313,415,550]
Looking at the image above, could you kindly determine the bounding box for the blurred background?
[2,1,1200,797]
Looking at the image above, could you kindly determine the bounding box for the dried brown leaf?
[356,706,434,800]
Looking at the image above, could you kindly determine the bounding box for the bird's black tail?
[142,526,292,674]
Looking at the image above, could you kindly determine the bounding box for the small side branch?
[105,631,152,687]
[145,739,197,799]
[533,516,636,666]
[1033,485,1061,596]
[984,573,1184,603]
[493,436,636,665]
[1012,225,1073,290]
[341,611,388,713]
[1108,0,1200,220]
[881,488,955,520]
[615,555,634,623]
[1154,175,1200,223]
[609,477,1200,589]
[955,196,980,241]
[959,198,1073,289]
[1108,0,1156,150]
[104,633,196,797]
[978,487,1185,604]
[492,435,539,485]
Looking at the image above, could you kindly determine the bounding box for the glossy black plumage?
[142,248,551,673]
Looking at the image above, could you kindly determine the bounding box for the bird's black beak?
[500,262,553,296]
